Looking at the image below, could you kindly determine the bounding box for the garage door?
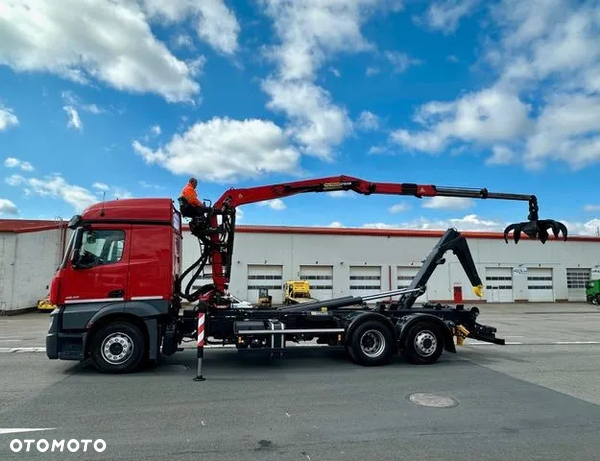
[299,265,333,300]
[247,264,283,304]
[396,266,428,302]
[485,267,513,302]
[567,268,590,301]
[349,266,381,298]
[527,268,553,302]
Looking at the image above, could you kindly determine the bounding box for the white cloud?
[93,182,110,191]
[327,190,356,198]
[0,0,200,103]
[391,85,533,153]
[558,218,600,237]
[365,67,381,77]
[92,182,131,199]
[133,117,301,183]
[61,91,106,114]
[172,34,195,50]
[388,203,410,213]
[7,174,130,210]
[257,199,286,211]
[5,174,25,186]
[366,67,380,76]
[262,79,353,159]
[327,221,344,228]
[258,0,401,158]
[0,104,19,131]
[139,180,165,190]
[363,214,505,232]
[584,205,600,212]
[361,215,600,237]
[392,0,600,170]
[4,157,33,171]
[143,0,240,55]
[523,93,600,169]
[63,106,82,131]
[384,51,422,73]
[486,145,515,165]
[151,125,161,136]
[356,111,380,131]
[0,198,19,215]
[17,175,97,212]
[111,187,132,199]
[417,0,480,34]
[422,196,474,210]
[259,0,396,81]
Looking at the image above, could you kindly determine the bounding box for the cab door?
[60,226,131,304]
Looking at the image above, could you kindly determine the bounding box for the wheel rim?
[101,332,134,365]
[414,330,437,357]
[360,329,386,358]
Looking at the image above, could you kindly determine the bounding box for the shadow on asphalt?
[58,345,465,378]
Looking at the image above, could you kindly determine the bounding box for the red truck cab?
[46,198,183,372]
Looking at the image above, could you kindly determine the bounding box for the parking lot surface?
[1,303,600,460]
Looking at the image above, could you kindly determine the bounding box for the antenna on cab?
[100,191,106,217]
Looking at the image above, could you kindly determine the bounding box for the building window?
[248,275,282,280]
[247,285,282,290]
[566,268,590,289]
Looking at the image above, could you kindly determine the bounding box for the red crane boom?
[176,175,567,304]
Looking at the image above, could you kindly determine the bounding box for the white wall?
[0,233,17,313]
[181,229,600,304]
[0,228,68,313]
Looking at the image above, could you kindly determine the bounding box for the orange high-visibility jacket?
[181,184,203,207]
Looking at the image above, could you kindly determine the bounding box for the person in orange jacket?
[179,177,204,217]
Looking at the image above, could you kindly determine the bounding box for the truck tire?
[90,322,146,374]
[348,320,395,366]
[402,321,444,365]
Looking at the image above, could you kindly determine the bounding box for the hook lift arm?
[177,175,567,303]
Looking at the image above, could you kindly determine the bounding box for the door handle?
[108,289,124,298]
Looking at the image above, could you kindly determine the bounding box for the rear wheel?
[90,322,146,373]
[402,321,444,365]
[348,320,395,366]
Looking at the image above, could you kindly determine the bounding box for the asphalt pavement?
[1,303,600,460]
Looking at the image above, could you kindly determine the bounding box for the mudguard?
[343,311,397,347]
[84,300,168,361]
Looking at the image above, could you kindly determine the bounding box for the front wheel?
[348,320,395,366]
[89,322,146,373]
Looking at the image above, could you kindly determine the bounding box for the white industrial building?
[181,225,600,306]
[1,219,599,314]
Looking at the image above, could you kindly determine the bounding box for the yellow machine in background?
[283,280,319,305]
[257,287,272,308]
[37,295,55,312]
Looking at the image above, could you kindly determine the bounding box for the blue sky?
[0,0,599,235]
